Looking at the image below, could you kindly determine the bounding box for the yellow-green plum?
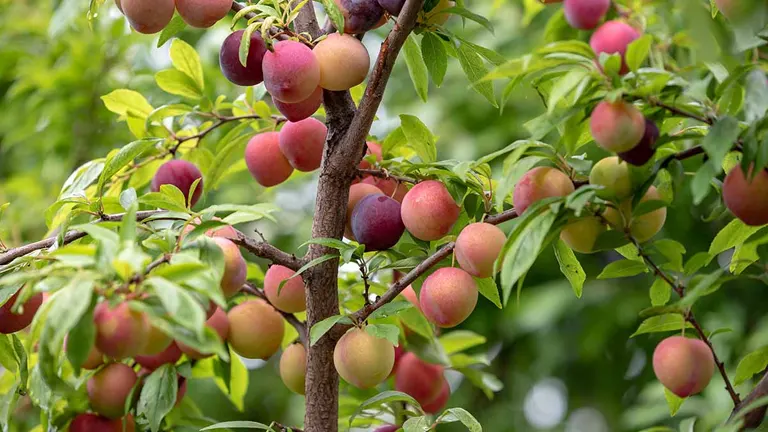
[212,237,247,298]
[245,132,294,187]
[589,100,645,153]
[394,352,444,406]
[151,160,204,207]
[69,413,135,432]
[135,342,182,371]
[653,336,714,398]
[563,0,610,30]
[333,0,385,34]
[400,180,460,241]
[264,265,306,313]
[94,301,150,359]
[219,30,268,86]
[454,223,506,278]
[422,377,450,414]
[0,292,43,334]
[175,0,231,28]
[120,0,175,34]
[345,183,384,240]
[314,34,370,91]
[139,324,172,356]
[351,194,406,251]
[590,20,641,75]
[272,87,323,122]
[419,267,478,328]
[333,327,394,389]
[263,41,321,103]
[589,156,632,199]
[513,167,574,215]
[604,185,667,242]
[723,164,768,226]
[279,343,307,395]
[228,299,285,359]
[278,118,327,172]
[178,307,229,360]
[560,217,606,254]
[87,363,138,419]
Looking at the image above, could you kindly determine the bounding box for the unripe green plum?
[151,160,204,207]
[139,324,172,356]
[454,223,506,278]
[175,0,231,28]
[723,164,768,226]
[333,0,385,33]
[351,194,406,251]
[345,183,384,240]
[314,34,370,91]
[94,302,150,359]
[245,132,294,187]
[559,216,606,254]
[0,292,43,334]
[272,87,323,122]
[400,180,460,241]
[563,0,610,30]
[279,343,307,394]
[228,299,285,359]
[69,413,135,432]
[178,307,229,359]
[422,377,450,414]
[653,336,714,398]
[604,185,666,242]
[419,267,477,328]
[135,342,182,371]
[212,237,247,298]
[619,118,658,166]
[263,41,321,103]
[220,30,268,86]
[513,167,574,215]
[333,327,394,389]
[395,352,444,406]
[589,156,632,199]
[120,0,175,34]
[590,20,641,75]
[264,265,306,313]
[361,176,409,203]
[422,0,454,25]
[87,363,138,419]
[589,101,645,153]
[278,118,327,172]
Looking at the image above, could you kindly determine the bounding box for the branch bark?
[232,231,304,271]
[731,370,768,430]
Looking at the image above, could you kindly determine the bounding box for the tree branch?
[232,231,305,271]
[645,96,714,125]
[357,168,418,184]
[731,370,768,429]
[242,282,308,347]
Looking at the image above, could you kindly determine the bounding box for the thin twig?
[357,258,371,306]
[242,282,308,347]
[357,168,418,184]
[645,96,714,125]
[232,231,305,271]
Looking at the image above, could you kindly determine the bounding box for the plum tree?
[589,100,645,153]
[244,132,294,187]
[563,0,610,30]
[212,237,247,298]
[422,0,455,25]
[135,342,182,371]
[604,185,667,242]
[351,194,406,251]
[264,265,306,313]
[263,41,321,103]
[278,118,327,172]
[313,34,370,91]
[422,377,450,414]
[723,164,768,226]
[175,0,231,28]
[560,216,606,254]
[619,118,659,166]
[377,0,405,15]
[69,413,135,432]
[395,353,444,406]
[345,183,383,240]
[119,0,174,34]
[151,160,204,207]
[653,336,715,397]
[589,156,632,199]
[0,292,42,334]
[400,180,460,241]
[228,298,285,359]
[219,30,268,86]
[590,20,641,75]
[139,324,172,356]
[454,223,506,278]
[333,0,385,34]
[333,327,394,389]
[178,307,230,359]
[93,301,150,359]
[272,87,323,122]
[419,267,478,327]
[279,343,307,394]
[513,166,574,215]
[87,363,138,419]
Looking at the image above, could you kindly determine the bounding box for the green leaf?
[597,260,648,279]
[299,237,352,252]
[157,15,186,48]
[437,407,482,432]
[145,277,206,334]
[227,347,249,411]
[553,239,585,298]
[404,34,429,102]
[709,219,761,256]
[442,6,494,33]
[200,421,272,430]
[650,278,671,306]
[208,133,252,189]
[139,192,190,213]
[41,278,94,353]
[399,114,437,163]
[664,388,685,416]
[98,139,159,194]
[292,254,337,279]
[310,315,353,346]
[439,330,486,355]
[368,301,413,320]
[137,364,178,432]
[0,334,17,373]
[421,33,448,87]
[365,324,400,346]
[546,68,588,114]
[156,69,203,99]
[734,346,768,385]
[66,308,97,374]
[678,270,725,307]
[457,42,497,107]
[702,116,741,171]
[399,307,433,339]
[631,313,692,337]
[101,89,153,118]
[625,34,653,72]
[403,416,431,432]
[350,391,424,426]
[170,39,204,91]
[474,277,502,308]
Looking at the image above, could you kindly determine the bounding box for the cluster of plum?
[115,0,233,33]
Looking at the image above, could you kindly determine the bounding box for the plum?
[351,194,406,250]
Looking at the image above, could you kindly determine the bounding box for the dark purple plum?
[272,87,323,122]
[334,0,385,34]
[619,118,659,166]
[351,194,405,251]
[151,160,204,207]
[377,0,405,16]
[219,30,268,86]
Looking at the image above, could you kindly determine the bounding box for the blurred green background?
[2,0,768,431]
